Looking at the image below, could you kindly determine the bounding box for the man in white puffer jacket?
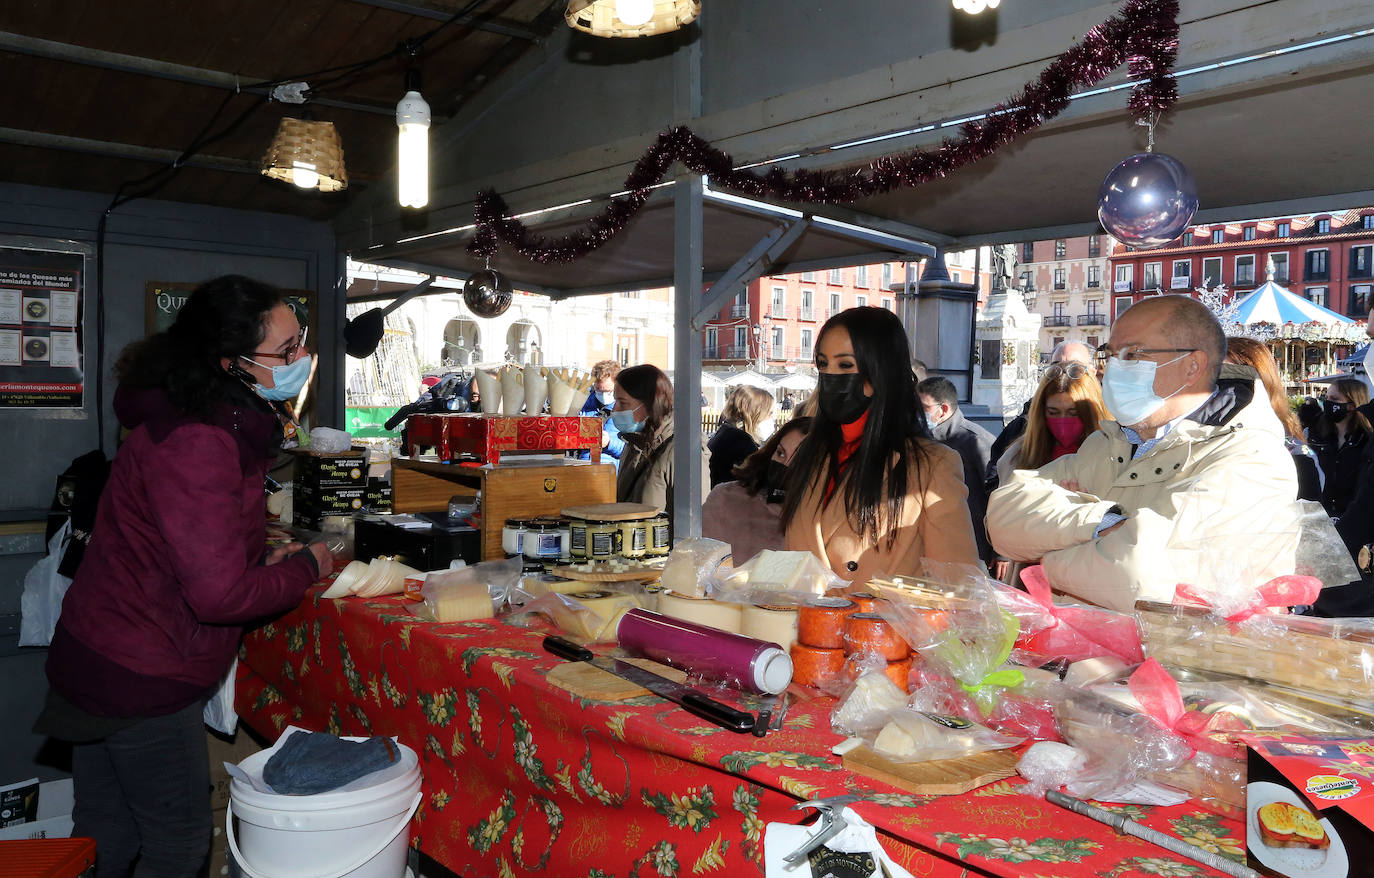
[986,295,1296,611]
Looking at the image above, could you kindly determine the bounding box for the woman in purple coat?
[35,275,333,878]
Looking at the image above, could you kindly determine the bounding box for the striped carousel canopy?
[1231,278,1354,326]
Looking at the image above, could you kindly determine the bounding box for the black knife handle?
[543,635,593,663]
[681,691,757,734]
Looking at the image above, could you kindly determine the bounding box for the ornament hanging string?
[469,0,1180,265]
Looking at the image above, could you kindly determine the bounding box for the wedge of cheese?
[749,550,825,593]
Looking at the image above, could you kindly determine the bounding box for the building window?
[1211,229,1225,244]
[881,297,893,311]
[1351,285,1373,318]
[1114,264,1133,291]
[735,326,748,350]
[1182,232,1194,246]
[1243,226,1256,241]
[801,289,814,320]
[1020,270,1034,290]
[1306,287,1327,307]
[1143,262,1162,291]
[855,295,867,308]
[1364,215,1374,230]
[1052,301,1066,317]
[731,291,749,318]
[771,286,785,317]
[771,326,783,349]
[855,266,869,287]
[1088,235,1100,258]
[800,329,813,360]
[1054,268,1066,290]
[1306,249,1330,281]
[1317,218,1331,235]
[951,272,962,283]
[828,268,843,284]
[801,271,816,281]
[1055,239,1066,258]
[1203,257,1222,287]
[1278,221,1290,237]
[1351,245,1373,279]
[1022,242,1035,263]
[1087,265,1101,288]
[881,263,893,288]
[1114,296,1133,320]
[705,328,717,358]
[829,292,841,314]
[1171,260,1191,289]
[1235,255,1256,286]
[1268,252,1289,284]
[1086,335,1099,348]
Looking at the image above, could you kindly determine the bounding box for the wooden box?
[406,413,602,464]
[390,457,616,560]
[1136,599,1374,702]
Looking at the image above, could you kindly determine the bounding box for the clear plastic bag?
[997,565,1144,666]
[415,557,523,621]
[712,549,845,606]
[660,537,732,598]
[860,707,1021,764]
[509,588,642,641]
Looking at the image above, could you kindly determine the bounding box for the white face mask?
[1101,353,1188,427]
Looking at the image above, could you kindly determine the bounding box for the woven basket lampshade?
[261,117,348,192]
[565,0,700,38]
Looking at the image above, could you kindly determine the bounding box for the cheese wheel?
[846,591,879,614]
[883,656,913,693]
[431,582,495,622]
[797,598,857,648]
[562,590,642,641]
[843,612,909,661]
[740,604,799,650]
[657,590,743,633]
[790,642,846,688]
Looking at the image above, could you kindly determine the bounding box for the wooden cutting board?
[560,502,661,521]
[842,745,1019,796]
[551,561,665,582]
[547,657,688,700]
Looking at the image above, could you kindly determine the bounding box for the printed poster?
[0,246,85,408]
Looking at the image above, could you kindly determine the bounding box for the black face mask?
[1325,400,1351,420]
[764,459,788,503]
[816,372,872,424]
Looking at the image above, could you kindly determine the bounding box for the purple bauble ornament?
[1097,152,1198,249]
[463,269,513,318]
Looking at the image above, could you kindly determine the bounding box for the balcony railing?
[703,345,751,360]
[766,305,786,319]
[1077,314,1108,326]
[1053,282,1067,291]
[729,304,750,318]
[1044,315,1072,327]
[702,346,719,358]
[1305,270,1331,282]
[794,307,821,322]
[1235,274,1256,287]
[1087,279,1101,288]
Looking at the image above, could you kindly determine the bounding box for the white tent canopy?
[771,372,818,392]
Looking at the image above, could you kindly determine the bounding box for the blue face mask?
[242,354,313,401]
[610,405,645,434]
[1101,353,1186,427]
[596,390,615,406]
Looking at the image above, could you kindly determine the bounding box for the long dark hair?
[779,307,930,547]
[616,364,673,436]
[115,275,285,419]
[733,416,812,495]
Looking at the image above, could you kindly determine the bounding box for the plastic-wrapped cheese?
[873,712,949,759]
[749,550,825,593]
[832,671,909,735]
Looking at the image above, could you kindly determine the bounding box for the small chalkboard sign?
[145,281,315,337]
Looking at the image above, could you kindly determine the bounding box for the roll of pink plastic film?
[616,608,793,694]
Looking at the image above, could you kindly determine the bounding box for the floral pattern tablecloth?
[236,588,1245,878]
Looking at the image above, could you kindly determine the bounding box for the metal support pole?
[672,175,705,539]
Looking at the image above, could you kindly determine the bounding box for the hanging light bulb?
[396,64,430,209]
[291,161,319,190]
[952,0,1000,13]
[615,0,655,26]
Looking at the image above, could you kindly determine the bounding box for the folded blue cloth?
[263,732,400,795]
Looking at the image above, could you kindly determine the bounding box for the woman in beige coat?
[779,307,981,582]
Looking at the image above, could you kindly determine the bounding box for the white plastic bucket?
[227,738,421,878]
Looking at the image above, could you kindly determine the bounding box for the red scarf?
[825,410,870,500]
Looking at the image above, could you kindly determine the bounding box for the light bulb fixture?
[565,0,701,38]
[261,116,347,192]
[396,61,430,209]
[952,0,1000,13]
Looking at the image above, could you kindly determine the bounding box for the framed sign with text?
[145,282,316,337]
[0,240,89,409]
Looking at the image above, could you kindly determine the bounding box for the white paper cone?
[500,366,525,415]
[524,366,548,415]
[547,375,575,415]
[474,369,501,414]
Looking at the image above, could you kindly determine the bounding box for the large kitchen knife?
[543,636,760,735]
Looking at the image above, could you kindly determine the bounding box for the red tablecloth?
[237,588,1246,877]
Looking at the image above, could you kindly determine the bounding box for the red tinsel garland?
[470,0,1180,265]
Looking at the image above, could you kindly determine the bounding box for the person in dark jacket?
[35,276,332,878]
[918,376,996,562]
[1306,377,1371,516]
[707,384,774,487]
[1225,337,1322,502]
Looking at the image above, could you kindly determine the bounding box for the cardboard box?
[364,478,392,513]
[1243,734,1374,876]
[0,777,74,840]
[292,448,367,488]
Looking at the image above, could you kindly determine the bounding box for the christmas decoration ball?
[1097,152,1198,250]
[463,269,513,318]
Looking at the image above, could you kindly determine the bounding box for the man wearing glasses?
[986,295,1294,611]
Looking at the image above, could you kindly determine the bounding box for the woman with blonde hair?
[707,384,775,487]
[996,362,1107,482]
[1225,336,1321,502]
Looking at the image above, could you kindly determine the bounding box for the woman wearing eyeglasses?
[779,307,980,582]
[996,361,1107,484]
[35,275,333,877]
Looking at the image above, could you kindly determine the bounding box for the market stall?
[236,589,1248,878]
